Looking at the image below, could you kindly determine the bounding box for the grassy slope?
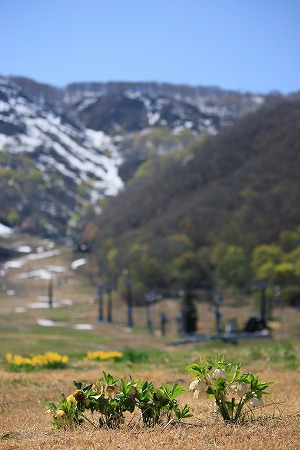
[1,235,299,356]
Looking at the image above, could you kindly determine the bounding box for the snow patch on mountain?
[0,79,123,199]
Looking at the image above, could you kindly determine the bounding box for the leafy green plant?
[44,371,191,430]
[186,355,275,424]
[134,381,191,427]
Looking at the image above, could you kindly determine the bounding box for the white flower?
[212,368,227,379]
[249,397,264,407]
[193,390,199,399]
[189,379,200,390]
[190,379,206,399]
[104,384,117,400]
[235,382,249,398]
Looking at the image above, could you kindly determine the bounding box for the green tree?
[251,244,283,282]
[279,228,300,252]
[215,245,251,288]
[174,251,208,289]
[130,254,165,288]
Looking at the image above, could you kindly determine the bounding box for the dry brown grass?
[0,364,299,450]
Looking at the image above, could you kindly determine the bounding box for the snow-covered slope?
[0,223,13,237]
[0,78,125,236]
[0,78,123,197]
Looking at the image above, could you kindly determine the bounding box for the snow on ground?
[71,258,86,270]
[47,265,67,273]
[27,301,58,309]
[35,319,93,329]
[19,265,67,279]
[85,128,112,148]
[18,269,54,280]
[0,223,13,237]
[16,245,32,253]
[37,319,66,327]
[73,323,94,330]
[36,296,73,305]
[4,259,24,269]
[3,249,61,272]
[26,297,74,309]
[27,249,60,260]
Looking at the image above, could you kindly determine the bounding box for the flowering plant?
[186,355,275,424]
[5,352,68,372]
[44,371,191,429]
[84,350,123,361]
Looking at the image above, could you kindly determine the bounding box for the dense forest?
[83,99,300,305]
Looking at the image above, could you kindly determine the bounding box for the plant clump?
[44,371,192,429]
[5,352,68,371]
[186,355,275,424]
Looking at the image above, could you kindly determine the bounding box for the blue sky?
[1,0,299,94]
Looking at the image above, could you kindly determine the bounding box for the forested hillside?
[86,99,300,302]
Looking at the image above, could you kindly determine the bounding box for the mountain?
[0,75,285,237]
[0,77,122,235]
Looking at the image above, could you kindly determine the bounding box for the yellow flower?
[6,353,13,363]
[56,410,65,418]
[6,351,68,369]
[67,395,77,404]
[85,350,123,361]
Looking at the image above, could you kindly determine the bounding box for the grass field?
[0,236,299,449]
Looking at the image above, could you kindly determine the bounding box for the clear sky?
[1,0,299,94]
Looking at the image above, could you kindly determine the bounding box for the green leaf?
[103,371,118,385]
[186,364,203,376]
[82,383,93,393]
[170,383,185,398]
[1,434,10,440]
